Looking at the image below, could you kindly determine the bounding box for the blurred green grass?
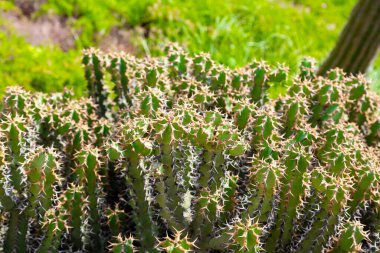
[1,0,379,97]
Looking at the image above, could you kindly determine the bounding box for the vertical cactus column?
[75,147,103,251]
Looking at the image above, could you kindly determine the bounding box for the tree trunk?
[318,0,380,75]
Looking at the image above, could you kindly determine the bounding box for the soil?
[98,27,138,54]
[1,0,137,53]
[2,10,75,51]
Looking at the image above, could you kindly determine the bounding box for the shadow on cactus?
[0,45,379,252]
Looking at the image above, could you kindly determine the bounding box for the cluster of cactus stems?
[0,45,379,252]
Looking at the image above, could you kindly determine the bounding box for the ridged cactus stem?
[231,218,263,252]
[299,171,349,252]
[73,195,84,249]
[198,191,220,246]
[127,154,156,251]
[297,192,347,253]
[180,147,194,192]
[4,209,19,253]
[108,57,130,109]
[220,174,238,223]
[17,211,28,253]
[161,139,184,223]
[40,153,58,217]
[0,182,14,211]
[36,222,55,253]
[247,192,262,218]
[109,234,136,253]
[257,185,275,222]
[210,149,225,193]
[296,208,328,252]
[36,224,55,253]
[62,186,85,250]
[206,230,231,250]
[83,152,102,250]
[198,148,213,189]
[349,170,374,210]
[106,206,126,237]
[176,145,195,225]
[312,215,340,253]
[92,53,107,117]
[246,161,281,222]
[250,64,268,104]
[36,209,66,253]
[366,121,380,145]
[51,225,64,253]
[83,52,107,117]
[26,151,46,219]
[118,58,130,106]
[329,221,368,252]
[191,148,214,237]
[8,125,24,193]
[156,177,185,230]
[284,102,300,136]
[267,154,309,251]
[158,230,197,253]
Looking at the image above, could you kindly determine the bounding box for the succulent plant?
[0,45,379,252]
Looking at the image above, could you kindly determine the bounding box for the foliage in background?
[1,0,379,97]
[0,29,84,96]
[37,0,154,47]
[0,2,84,96]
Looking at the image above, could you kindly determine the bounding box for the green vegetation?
[1,0,379,97]
[0,46,379,252]
[0,27,83,95]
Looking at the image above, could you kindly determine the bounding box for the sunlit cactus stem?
[109,234,136,253]
[330,221,368,252]
[106,206,127,237]
[76,148,103,250]
[3,209,19,253]
[159,123,184,224]
[125,150,157,251]
[298,171,350,252]
[60,185,86,250]
[83,50,108,117]
[266,151,311,251]
[36,208,66,253]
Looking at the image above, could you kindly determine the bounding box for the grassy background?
[1,0,379,97]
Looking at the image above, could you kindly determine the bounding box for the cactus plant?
[0,46,379,252]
